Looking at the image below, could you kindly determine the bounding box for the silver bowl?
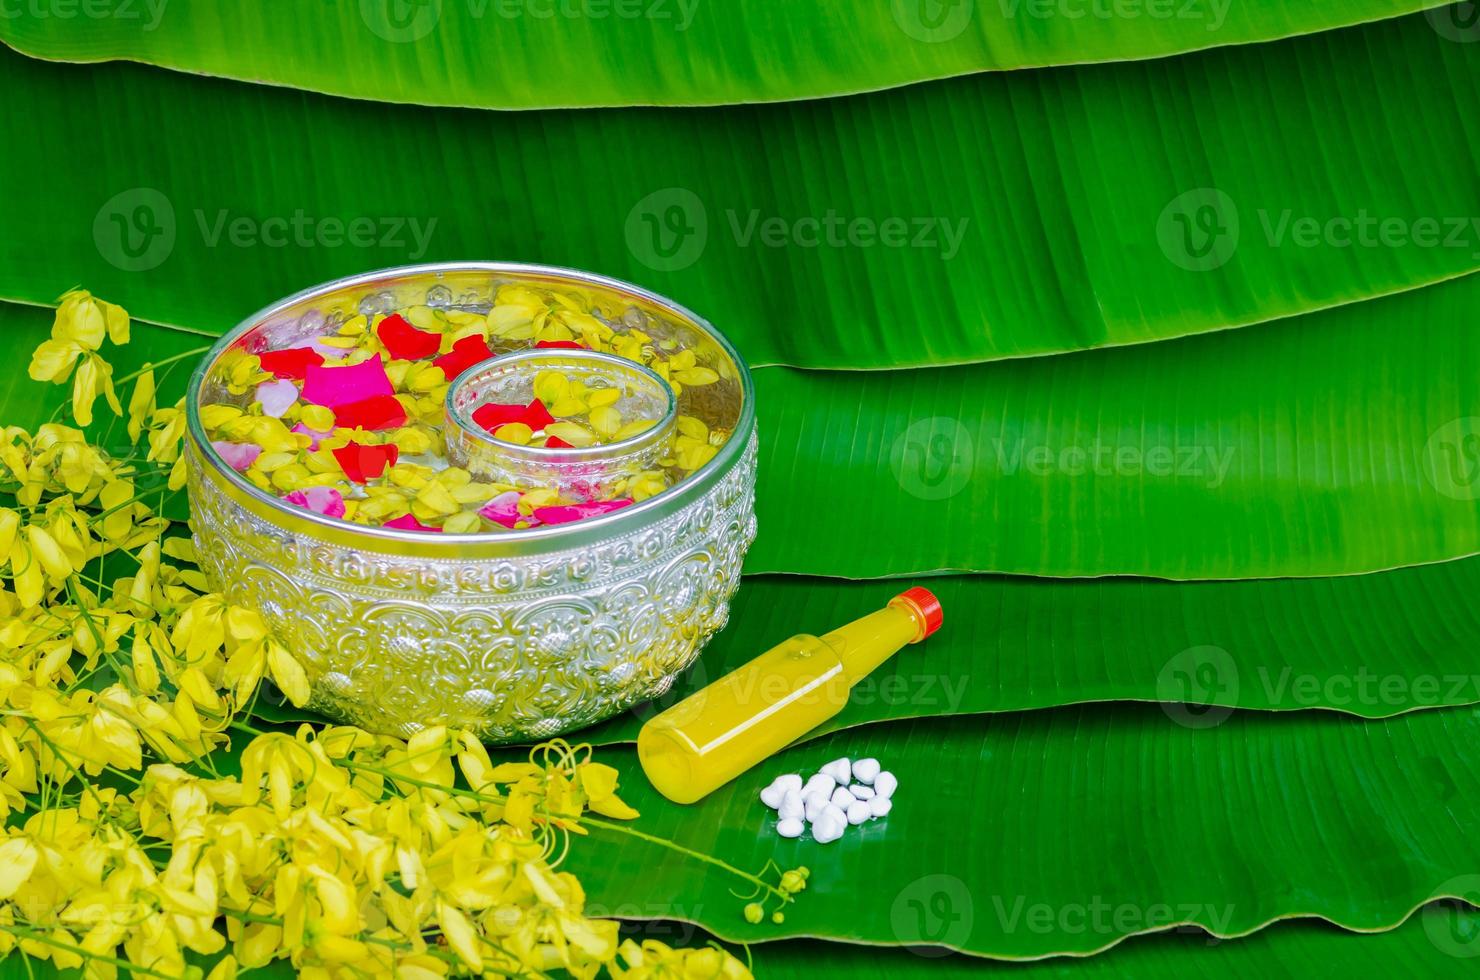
[185,262,757,742]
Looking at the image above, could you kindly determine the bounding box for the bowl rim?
[444,347,678,462]
[185,261,756,558]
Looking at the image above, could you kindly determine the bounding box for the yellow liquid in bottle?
[638,597,931,804]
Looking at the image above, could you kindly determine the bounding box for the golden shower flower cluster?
[0,292,779,978]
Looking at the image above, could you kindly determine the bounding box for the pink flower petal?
[383,513,443,533]
[309,336,344,357]
[533,498,634,525]
[291,422,334,450]
[282,486,346,519]
[478,490,524,529]
[211,440,262,472]
[301,356,394,409]
[255,378,300,418]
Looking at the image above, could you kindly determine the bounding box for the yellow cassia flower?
[127,368,155,442]
[26,338,85,384]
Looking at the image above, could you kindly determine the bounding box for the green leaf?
[747,908,1480,976]
[0,1,1451,110]
[4,13,1480,367]
[744,271,1480,578]
[568,706,1480,958]
[581,559,1480,746]
[8,261,1477,585]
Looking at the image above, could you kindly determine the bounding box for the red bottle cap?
[891,586,943,643]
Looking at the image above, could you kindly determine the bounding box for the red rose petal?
[257,347,324,380]
[376,313,442,361]
[332,394,407,431]
[331,442,400,483]
[433,335,494,380]
[472,403,531,433]
[523,398,556,430]
[535,340,586,350]
[383,514,443,533]
[544,436,574,449]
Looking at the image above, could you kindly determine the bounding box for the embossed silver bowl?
[185,262,757,742]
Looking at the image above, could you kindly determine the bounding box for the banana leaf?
[744,271,1480,578]
[8,263,1480,582]
[749,907,1480,976]
[578,560,1480,745]
[0,1,1449,110]
[566,706,1480,958]
[4,13,1480,368]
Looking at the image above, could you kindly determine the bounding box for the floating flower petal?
[333,395,407,431]
[291,422,334,450]
[211,441,262,472]
[533,498,634,525]
[282,485,346,518]
[301,356,394,408]
[523,398,556,431]
[254,379,299,418]
[383,513,443,532]
[478,490,524,529]
[332,442,400,483]
[257,347,324,380]
[472,403,531,433]
[377,313,441,360]
[433,336,494,380]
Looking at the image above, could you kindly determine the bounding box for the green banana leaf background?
[6,0,1480,975]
